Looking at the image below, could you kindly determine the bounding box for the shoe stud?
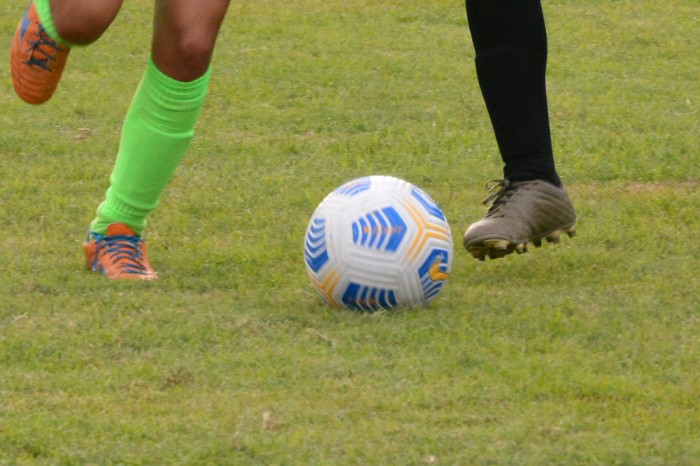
[546,231,562,244]
[484,239,509,252]
[488,249,507,259]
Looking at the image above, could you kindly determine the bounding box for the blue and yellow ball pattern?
[304,176,453,312]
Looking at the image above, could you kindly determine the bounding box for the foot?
[463,179,576,260]
[83,223,158,280]
[10,1,71,104]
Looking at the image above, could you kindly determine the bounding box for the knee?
[153,28,219,81]
[57,23,107,45]
[173,32,217,74]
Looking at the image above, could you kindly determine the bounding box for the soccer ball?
[304,175,453,311]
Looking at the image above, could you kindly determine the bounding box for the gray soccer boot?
[463,179,577,260]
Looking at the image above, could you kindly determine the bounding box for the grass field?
[1,0,699,464]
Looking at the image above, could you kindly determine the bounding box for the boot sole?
[466,224,577,261]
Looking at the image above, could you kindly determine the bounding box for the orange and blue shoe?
[83,223,158,280]
[10,1,71,104]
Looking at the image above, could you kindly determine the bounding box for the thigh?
[51,0,124,44]
[152,0,231,81]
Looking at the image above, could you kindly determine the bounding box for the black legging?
[466,0,560,186]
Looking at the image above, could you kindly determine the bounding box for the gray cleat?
[463,179,577,261]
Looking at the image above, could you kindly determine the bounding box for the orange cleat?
[10,1,71,104]
[83,223,158,280]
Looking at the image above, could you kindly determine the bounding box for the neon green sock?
[33,0,73,46]
[91,58,211,236]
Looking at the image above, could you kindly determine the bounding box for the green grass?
[1,0,699,464]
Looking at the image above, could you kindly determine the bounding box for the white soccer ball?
[304,175,453,311]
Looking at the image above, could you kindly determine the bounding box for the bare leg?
[152,0,230,81]
[50,0,124,45]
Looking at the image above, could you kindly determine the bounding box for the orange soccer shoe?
[83,223,158,280]
[10,1,71,104]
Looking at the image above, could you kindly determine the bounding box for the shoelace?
[481,179,513,205]
[481,179,524,217]
[25,25,64,71]
[98,235,151,276]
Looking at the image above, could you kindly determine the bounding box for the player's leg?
[462,0,576,260]
[48,0,124,45]
[151,0,230,82]
[467,0,556,185]
[84,0,230,280]
[10,0,123,104]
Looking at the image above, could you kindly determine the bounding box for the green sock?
[33,0,73,46]
[91,58,211,236]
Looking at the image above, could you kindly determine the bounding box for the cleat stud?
[566,227,577,238]
[484,239,510,252]
[546,230,562,242]
[488,250,506,259]
[533,239,542,248]
[467,246,487,261]
[515,243,526,254]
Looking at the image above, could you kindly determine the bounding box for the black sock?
[466,0,560,186]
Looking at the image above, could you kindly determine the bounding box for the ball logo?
[352,207,407,252]
[428,259,449,281]
[418,249,450,301]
